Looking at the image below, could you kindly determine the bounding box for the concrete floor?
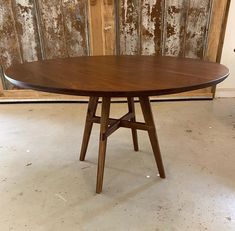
[0,98,234,231]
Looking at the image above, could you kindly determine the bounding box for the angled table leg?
[96,97,111,193]
[127,97,139,151]
[139,96,165,178]
[80,97,99,161]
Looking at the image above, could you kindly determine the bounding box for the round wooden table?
[5,56,229,193]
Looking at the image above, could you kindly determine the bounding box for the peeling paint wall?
[62,0,88,57]
[141,0,164,55]
[185,0,211,59]
[119,0,139,55]
[0,0,22,68]
[13,0,41,62]
[37,0,68,59]
[0,0,89,89]
[163,0,187,57]
[118,0,212,58]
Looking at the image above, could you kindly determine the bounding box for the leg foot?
[96,97,111,193]
[80,97,99,161]
[139,96,165,178]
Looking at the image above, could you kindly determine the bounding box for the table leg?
[80,97,99,161]
[96,97,111,193]
[127,97,139,151]
[139,96,165,178]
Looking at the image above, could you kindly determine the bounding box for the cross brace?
[79,96,165,193]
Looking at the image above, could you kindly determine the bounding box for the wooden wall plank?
[205,0,229,62]
[185,0,212,59]
[37,0,68,59]
[12,0,42,62]
[141,0,164,55]
[88,0,116,55]
[0,0,22,90]
[37,0,89,58]
[205,0,230,96]
[88,0,103,55]
[62,0,88,57]
[102,0,116,55]
[119,0,139,55]
[163,0,187,57]
[0,0,22,67]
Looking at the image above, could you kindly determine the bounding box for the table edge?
[4,72,229,97]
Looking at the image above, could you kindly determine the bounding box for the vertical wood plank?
[0,0,22,90]
[62,0,89,57]
[88,0,103,55]
[141,0,164,55]
[102,0,116,55]
[184,0,212,59]
[163,0,187,57]
[205,0,230,62]
[37,0,67,59]
[119,0,140,55]
[205,0,230,97]
[88,0,116,55]
[12,0,42,62]
[0,0,22,67]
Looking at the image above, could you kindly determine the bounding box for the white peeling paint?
[15,0,39,61]
[141,0,157,55]
[164,0,185,56]
[120,0,139,55]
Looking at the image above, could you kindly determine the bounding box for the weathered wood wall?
[118,0,212,58]
[0,0,230,99]
[0,0,89,90]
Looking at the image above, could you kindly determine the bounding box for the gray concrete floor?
[0,98,235,231]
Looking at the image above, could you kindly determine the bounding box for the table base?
[80,96,166,193]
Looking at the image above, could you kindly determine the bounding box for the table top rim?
[4,55,230,97]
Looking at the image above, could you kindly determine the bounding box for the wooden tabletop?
[4,56,229,97]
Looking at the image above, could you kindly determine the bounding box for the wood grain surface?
[5,56,229,97]
[88,0,116,55]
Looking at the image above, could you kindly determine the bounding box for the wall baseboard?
[215,88,235,98]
